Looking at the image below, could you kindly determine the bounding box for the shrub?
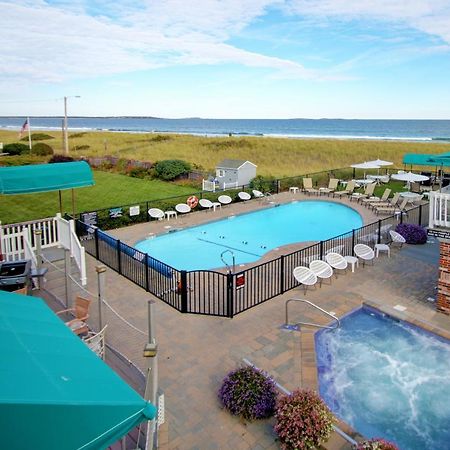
[21,133,54,141]
[154,159,191,181]
[149,134,172,142]
[48,154,74,163]
[356,438,399,450]
[32,142,53,156]
[218,366,277,420]
[3,143,30,155]
[69,132,88,139]
[395,223,427,244]
[274,389,333,450]
[250,175,277,193]
[128,167,151,179]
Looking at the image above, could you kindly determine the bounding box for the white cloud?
[286,0,450,45]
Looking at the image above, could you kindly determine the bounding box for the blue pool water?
[316,307,450,450]
[134,201,362,270]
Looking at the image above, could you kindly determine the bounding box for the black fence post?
[117,239,122,275]
[180,270,188,313]
[419,204,422,226]
[227,273,234,318]
[280,255,285,294]
[95,227,99,260]
[144,254,150,292]
[400,211,404,224]
[377,220,382,244]
[352,229,355,255]
[319,241,324,260]
[146,202,150,221]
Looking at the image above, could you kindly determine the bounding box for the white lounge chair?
[309,260,333,286]
[148,208,164,220]
[350,182,376,202]
[362,188,391,206]
[302,178,319,195]
[371,192,401,211]
[389,230,406,248]
[319,178,339,196]
[238,192,251,201]
[218,195,232,205]
[175,203,191,214]
[199,198,213,210]
[325,252,348,275]
[334,180,356,198]
[293,266,317,294]
[252,189,265,199]
[354,244,375,267]
[375,197,408,216]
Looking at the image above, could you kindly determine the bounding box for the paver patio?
[40,192,448,449]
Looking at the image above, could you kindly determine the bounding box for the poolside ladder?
[284,298,340,330]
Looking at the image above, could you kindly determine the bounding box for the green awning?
[403,152,450,167]
[0,161,94,194]
[0,291,156,450]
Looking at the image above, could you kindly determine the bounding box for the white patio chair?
[293,266,317,294]
[175,203,191,214]
[148,208,164,220]
[199,198,213,210]
[389,230,406,248]
[238,191,251,201]
[218,195,232,205]
[252,189,265,199]
[82,325,107,360]
[325,252,348,276]
[309,260,333,286]
[354,244,375,267]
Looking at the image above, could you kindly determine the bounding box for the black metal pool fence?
[74,170,429,318]
[75,166,405,230]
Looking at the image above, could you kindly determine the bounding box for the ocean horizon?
[1,116,450,142]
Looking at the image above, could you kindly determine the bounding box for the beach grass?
[1,129,450,177]
[0,170,194,224]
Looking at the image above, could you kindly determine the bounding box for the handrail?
[285,298,340,330]
[242,358,357,447]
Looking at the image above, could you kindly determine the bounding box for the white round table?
[399,192,422,203]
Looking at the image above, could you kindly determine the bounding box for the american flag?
[19,118,28,138]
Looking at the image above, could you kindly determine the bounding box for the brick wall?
[437,241,450,313]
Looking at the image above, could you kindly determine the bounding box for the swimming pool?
[135,201,362,270]
[315,306,450,450]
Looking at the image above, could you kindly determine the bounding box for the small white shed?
[215,159,257,189]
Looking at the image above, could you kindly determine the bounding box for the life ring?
[187,195,198,208]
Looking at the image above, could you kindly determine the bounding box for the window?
[217,169,225,177]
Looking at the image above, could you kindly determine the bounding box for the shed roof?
[0,161,94,194]
[0,291,156,449]
[216,159,257,169]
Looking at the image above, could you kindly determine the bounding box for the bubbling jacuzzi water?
[315,306,450,450]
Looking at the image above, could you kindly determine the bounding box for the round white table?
[399,192,422,203]
[353,179,375,185]
[344,255,359,273]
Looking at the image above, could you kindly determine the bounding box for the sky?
[1,0,450,119]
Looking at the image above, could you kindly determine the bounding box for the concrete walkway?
[40,194,449,450]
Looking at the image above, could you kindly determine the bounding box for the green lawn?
[0,171,195,224]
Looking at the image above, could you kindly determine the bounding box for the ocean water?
[1,117,450,141]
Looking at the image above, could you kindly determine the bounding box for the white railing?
[23,230,37,271]
[56,214,87,285]
[0,217,58,260]
[0,214,86,286]
[202,179,216,192]
[429,191,450,228]
[223,181,238,190]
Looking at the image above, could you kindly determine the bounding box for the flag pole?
[27,117,32,151]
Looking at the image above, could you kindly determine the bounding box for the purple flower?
[218,366,277,420]
[395,223,427,244]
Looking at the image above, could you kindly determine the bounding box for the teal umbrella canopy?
[0,291,155,450]
[0,161,94,194]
